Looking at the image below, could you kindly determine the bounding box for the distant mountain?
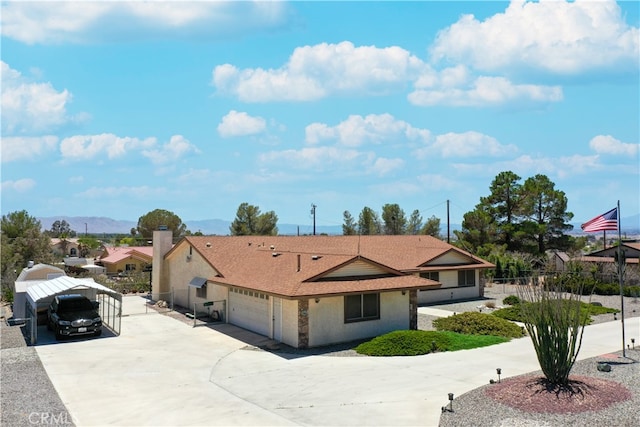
[38,215,639,236]
[38,216,137,235]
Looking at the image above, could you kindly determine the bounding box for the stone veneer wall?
[298,299,309,349]
[409,290,418,330]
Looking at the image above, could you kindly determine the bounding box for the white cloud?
[453,154,602,179]
[217,110,267,138]
[1,61,79,134]
[60,133,156,161]
[589,135,639,156]
[305,114,430,147]
[1,178,36,192]
[1,136,59,163]
[409,75,562,107]
[1,2,290,44]
[415,131,518,159]
[213,41,425,102]
[142,135,200,165]
[259,146,364,171]
[430,0,639,74]
[368,157,404,176]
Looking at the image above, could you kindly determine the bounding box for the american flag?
[581,207,618,232]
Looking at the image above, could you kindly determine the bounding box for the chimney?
[152,228,173,300]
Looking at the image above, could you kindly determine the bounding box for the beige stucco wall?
[280,298,299,348]
[307,291,409,347]
[164,242,225,309]
[417,269,480,304]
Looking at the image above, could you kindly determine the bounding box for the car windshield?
[59,298,94,311]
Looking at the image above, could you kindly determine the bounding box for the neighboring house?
[152,231,494,349]
[98,246,153,275]
[588,242,640,260]
[50,238,81,257]
[13,262,66,319]
[549,242,640,285]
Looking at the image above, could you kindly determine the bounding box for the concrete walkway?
[35,296,639,427]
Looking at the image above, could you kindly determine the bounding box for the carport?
[24,276,122,345]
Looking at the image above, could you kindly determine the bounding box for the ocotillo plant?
[518,281,589,385]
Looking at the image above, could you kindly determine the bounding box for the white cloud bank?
[430,0,639,74]
[305,114,430,147]
[589,135,639,156]
[213,41,425,102]
[1,1,290,44]
[1,136,59,163]
[1,62,81,134]
[1,178,36,193]
[59,133,199,164]
[218,110,267,138]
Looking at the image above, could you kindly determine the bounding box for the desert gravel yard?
[0,310,76,427]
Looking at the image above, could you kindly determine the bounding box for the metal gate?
[97,292,122,336]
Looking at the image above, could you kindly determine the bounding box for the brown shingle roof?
[174,235,493,298]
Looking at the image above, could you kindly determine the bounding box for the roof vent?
[206,242,212,248]
[272,252,280,257]
[270,245,275,250]
[27,260,34,268]
[311,255,321,261]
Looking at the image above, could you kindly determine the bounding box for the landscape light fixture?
[496,368,502,383]
[448,393,454,412]
[631,338,635,349]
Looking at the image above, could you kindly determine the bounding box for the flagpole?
[617,200,626,358]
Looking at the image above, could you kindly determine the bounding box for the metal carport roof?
[26,276,118,302]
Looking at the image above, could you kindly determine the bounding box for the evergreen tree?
[342,211,358,235]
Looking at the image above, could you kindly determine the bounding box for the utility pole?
[311,204,317,236]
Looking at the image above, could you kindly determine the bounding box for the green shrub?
[433,312,524,339]
[492,305,524,322]
[355,330,450,356]
[624,286,640,297]
[354,330,509,356]
[493,300,618,324]
[502,295,521,306]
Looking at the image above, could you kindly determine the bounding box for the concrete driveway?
[35,296,638,426]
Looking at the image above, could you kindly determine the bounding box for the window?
[420,271,440,281]
[125,264,136,271]
[196,285,207,299]
[344,293,380,323]
[458,270,476,287]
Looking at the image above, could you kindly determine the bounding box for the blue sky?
[1,0,639,232]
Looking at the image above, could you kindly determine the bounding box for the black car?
[47,294,102,340]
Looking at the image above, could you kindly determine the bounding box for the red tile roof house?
[98,246,153,276]
[151,230,494,349]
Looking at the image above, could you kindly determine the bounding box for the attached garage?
[228,287,270,336]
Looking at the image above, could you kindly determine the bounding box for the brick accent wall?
[298,299,309,348]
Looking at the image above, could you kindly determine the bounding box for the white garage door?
[228,288,270,336]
